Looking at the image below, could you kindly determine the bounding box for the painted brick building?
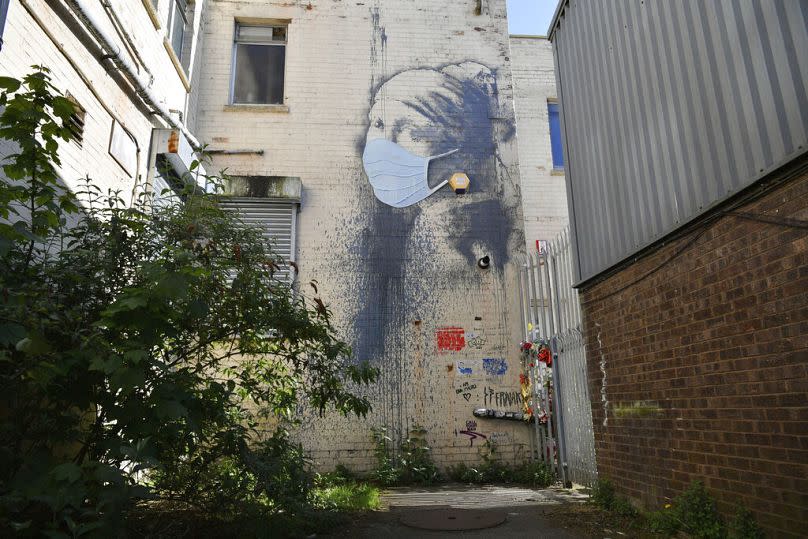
[0,0,569,474]
[550,1,808,536]
[510,35,568,254]
[192,0,531,471]
[0,0,206,204]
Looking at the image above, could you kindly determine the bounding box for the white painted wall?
[510,36,569,253]
[0,0,204,203]
[195,0,530,471]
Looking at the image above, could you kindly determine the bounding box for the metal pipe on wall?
[61,0,201,149]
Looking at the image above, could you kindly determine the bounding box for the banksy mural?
[353,61,522,369]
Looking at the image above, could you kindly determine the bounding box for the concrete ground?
[328,484,596,538]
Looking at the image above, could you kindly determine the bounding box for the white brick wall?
[195,0,531,471]
[510,36,569,252]
[0,0,203,203]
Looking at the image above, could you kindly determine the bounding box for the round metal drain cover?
[399,508,507,531]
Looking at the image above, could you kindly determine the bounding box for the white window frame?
[229,22,288,105]
[167,0,188,60]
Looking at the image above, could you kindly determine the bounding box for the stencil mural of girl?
[351,60,525,434]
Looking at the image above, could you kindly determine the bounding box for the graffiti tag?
[459,430,487,447]
[455,381,477,401]
[482,358,507,376]
[465,332,487,349]
[457,361,474,375]
[483,386,521,407]
[436,326,465,352]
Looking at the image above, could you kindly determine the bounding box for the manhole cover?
[399,508,507,531]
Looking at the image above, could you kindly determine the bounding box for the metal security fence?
[519,229,597,486]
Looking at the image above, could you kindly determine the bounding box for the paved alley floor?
[330,484,595,538]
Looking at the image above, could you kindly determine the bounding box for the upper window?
[0,0,10,50]
[548,101,564,170]
[168,0,188,59]
[231,24,287,105]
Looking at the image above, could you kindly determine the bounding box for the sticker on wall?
[436,326,466,352]
[457,361,474,375]
[362,139,457,208]
[482,358,508,376]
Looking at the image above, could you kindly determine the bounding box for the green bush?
[445,442,555,488]
[728,505,764,539]
[371,426,439,486]
[590,478,617,510]
[673,481,724,539]
[0,68,378,537]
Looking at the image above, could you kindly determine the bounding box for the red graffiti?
[436,327,465,352]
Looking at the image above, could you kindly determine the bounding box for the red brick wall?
[580,168,807,538]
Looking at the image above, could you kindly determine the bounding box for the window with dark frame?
[548,101,564,171]
[168,0,187,60]
[231,24,287,105]
[0,0,10,50]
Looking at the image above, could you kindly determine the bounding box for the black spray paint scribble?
[351,60,521,368]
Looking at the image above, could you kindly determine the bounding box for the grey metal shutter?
[217,197,297,283]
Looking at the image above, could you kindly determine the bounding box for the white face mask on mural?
[362,139,457,208]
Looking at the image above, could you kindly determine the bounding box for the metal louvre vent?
[217,197,297,283]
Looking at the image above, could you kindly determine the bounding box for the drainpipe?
[100,0,154,84]
[60,0,201,149]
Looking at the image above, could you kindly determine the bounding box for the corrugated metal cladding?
[550,0,808,284]
[217,198,298,283]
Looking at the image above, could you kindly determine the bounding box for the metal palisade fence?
[519,229,597,487]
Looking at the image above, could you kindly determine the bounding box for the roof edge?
[547,0,569,41]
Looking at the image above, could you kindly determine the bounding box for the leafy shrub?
[0,68,378,537]
[371,425,438,486]
[728,505,764,539]
[446,442,555,488]
[590,478,617,510]
[673,481,724,539]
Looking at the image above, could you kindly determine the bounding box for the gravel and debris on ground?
[328,484,658,538]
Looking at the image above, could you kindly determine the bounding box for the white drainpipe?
[62,0,201,149]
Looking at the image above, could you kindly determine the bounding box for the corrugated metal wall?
[550,0,808,283]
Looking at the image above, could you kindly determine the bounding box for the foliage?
[727,505,765,539]
[312,483,380,512]
[0,69,378,537]
[588,478,641,519]
[371,425,439,486]
[446,441,555,488]
[591,479,764,539]
[671,481,724,539]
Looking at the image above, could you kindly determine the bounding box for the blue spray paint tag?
[482,358,507,376]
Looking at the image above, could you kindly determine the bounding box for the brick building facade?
[192,0,532,471]
[581,161,807,537]
[549,1,808,536]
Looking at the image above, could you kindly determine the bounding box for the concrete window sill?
[224,104,290,113]
[141,0,161,29]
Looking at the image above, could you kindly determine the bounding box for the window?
[231,24,287,105]
[168,0,187,59]
[0,0,10,50]
[548,101,564,170]
[217,197,298,283]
